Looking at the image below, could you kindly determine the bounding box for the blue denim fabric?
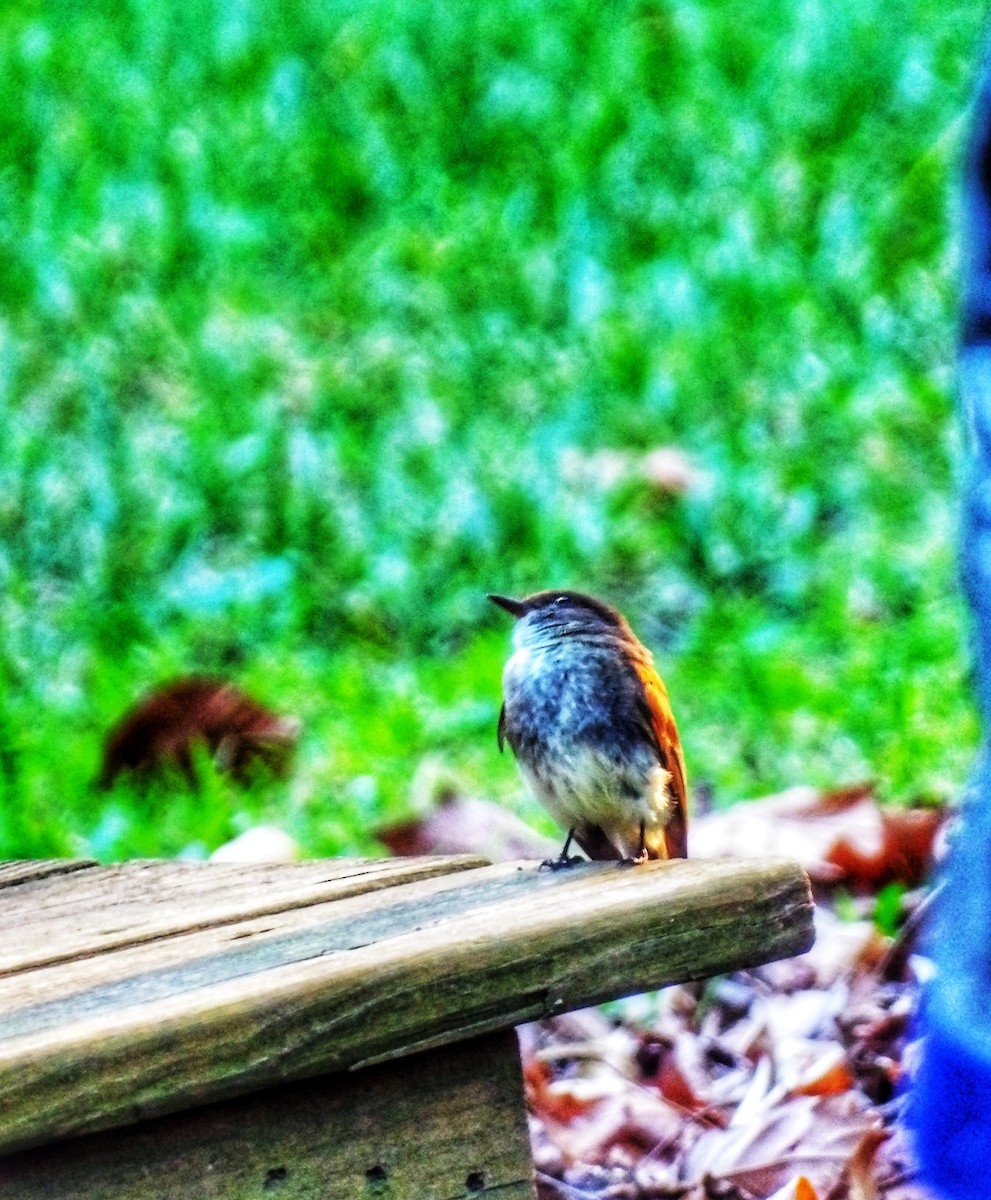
[912,52,991,1198]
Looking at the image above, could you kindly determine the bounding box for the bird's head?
[488,590,633,647]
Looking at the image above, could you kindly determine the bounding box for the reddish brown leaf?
[827,808,944,892]
[376,758,559,861]
[99,676,299,788]
[690,784,945,892]
[656,1047,708,1111]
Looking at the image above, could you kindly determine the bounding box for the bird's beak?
[488,593,527,618]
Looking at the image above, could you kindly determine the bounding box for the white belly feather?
[518,747,673,860]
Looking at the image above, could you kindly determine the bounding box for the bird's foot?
[539,828,583,870]
[620,849,651,868]
[619,822,650,866]
[539,854,584,872]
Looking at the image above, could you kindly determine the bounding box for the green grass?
[0,0,983,859]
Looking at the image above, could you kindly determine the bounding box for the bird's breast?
[501,640,653,764]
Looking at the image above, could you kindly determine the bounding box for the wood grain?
[0,855,487,975]
[0,860,98,890]
[0,856,813,1155]
[0,1030,536,1199]
[0,856,508,1018]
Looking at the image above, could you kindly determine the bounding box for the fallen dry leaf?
[685,1094,885,1198]
[376,793,556,859]
[766,1174,821,1200]
[377,757,558,860]
[789,1047,855,1097]
[99,676,299,789]
[690,783,945,892]
[828,806,944,892]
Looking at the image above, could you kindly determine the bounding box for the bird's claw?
[539,854,584,872]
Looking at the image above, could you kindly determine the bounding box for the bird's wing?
[633,662,689,859]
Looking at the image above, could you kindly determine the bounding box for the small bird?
[489,590,688,866]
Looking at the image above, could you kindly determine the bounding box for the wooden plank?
[0,1030,536,1199]
[0,856,813,1154]
[0,854,535,1020]
[0,856,805,1040]
[0,855,487,975]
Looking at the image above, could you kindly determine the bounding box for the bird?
[489,590,688,866]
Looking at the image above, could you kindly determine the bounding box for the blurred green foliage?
[0,0,983,859]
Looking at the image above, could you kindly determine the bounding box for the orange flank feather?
[633,660,689,860]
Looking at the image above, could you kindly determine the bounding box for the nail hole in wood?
[365,1164,389,1192]
[263,1166,288,1191]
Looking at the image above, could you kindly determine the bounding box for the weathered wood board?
[0,1030,534,1200]
[0,856,488,974]
[0,855,814,1159]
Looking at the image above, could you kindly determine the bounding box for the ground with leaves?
[377,780,944,1200]
[526,804,940,1200]
[524,904,924,1200]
